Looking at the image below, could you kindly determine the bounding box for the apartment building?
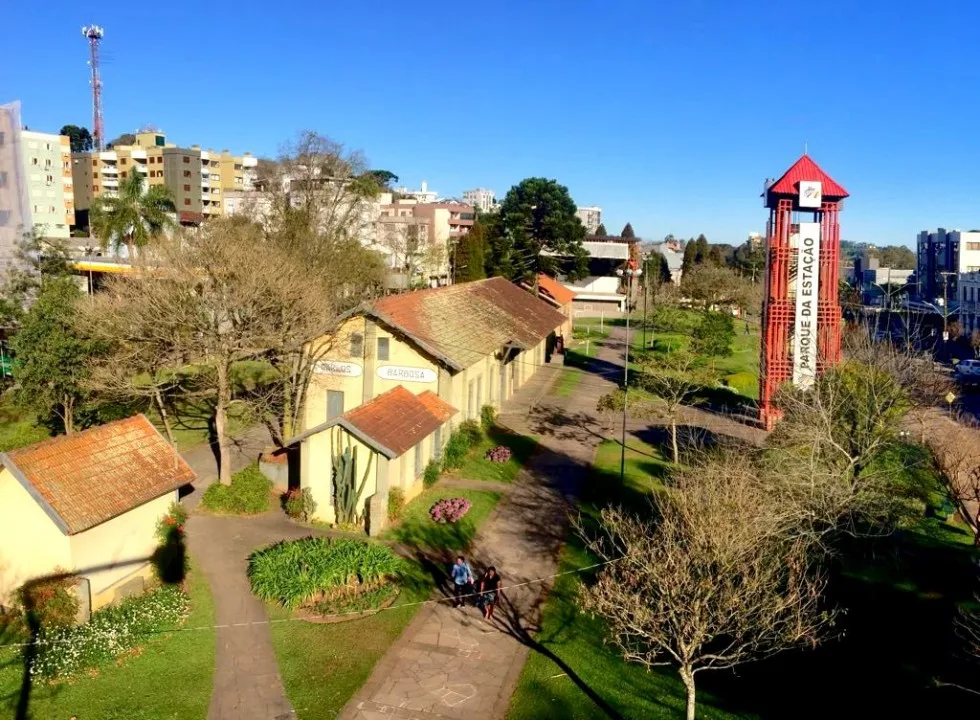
[412,201,474,240]
[19,131,74,239]
[0,102,31,272]
[917,228,980,303]
[576,205,602,235]
[462,187,496,213]
[394,180,438,203]
[218,151,257,193]
[959,271,980,336]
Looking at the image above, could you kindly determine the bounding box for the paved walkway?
[180,425,273,509]
[339,346,620,720]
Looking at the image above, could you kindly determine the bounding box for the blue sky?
[4,0,980,247]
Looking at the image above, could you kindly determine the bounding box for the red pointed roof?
[766,154,848,199]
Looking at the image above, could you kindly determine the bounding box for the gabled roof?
[367,277,567,371]
[0,415,195,535]
[536,274,576,306]
[766,154,849,200]
[287,387,458,459]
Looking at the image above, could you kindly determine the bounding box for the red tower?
[758,155,848,429]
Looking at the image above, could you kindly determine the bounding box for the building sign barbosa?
[377,365,437,383]
[793,222,821,389]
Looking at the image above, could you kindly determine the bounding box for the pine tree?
[694,234,710,265]
[595,223,608,237]
[621,223,636,238]
[681,242,698,274]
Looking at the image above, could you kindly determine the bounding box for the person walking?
[450,556,473,608]
[478,566,502,621]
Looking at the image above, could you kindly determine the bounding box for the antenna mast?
[82,25,105,151]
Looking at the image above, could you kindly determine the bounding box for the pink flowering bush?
[485,445,512,463]
[429,497,472,524]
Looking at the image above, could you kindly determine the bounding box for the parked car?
[955,359,980,377]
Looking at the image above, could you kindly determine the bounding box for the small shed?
[0,415,195,611]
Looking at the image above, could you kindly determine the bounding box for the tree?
[594,222,608,237]
[643,252,672,297]
[89,173,177,257]
[693,234,709,265]
[681,264,746,311]
[681,241,698,275]
[634,351,713,463]
[362,169,398,189]
[59,125,93,153]
[0,231,75,326]
[10,278,98,435]
[486,178,588,282]
[733,240,766,283]
[872,245,916,270]
[707,245,723,267]
[691,311,735,357]
[620,223,635,238]
[454,219,488,282]
[578,454,833,720]
[106,133,136,148]
[93,221,339,483]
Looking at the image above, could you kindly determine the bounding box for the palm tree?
[90,173,177,257]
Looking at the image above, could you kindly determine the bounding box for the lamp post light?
[615,265,642,483]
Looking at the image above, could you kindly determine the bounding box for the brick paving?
[339,342,621,720]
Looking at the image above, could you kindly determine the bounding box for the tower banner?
[793,222,821,388]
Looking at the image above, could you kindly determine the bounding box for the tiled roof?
[342,387,457,458]
[0,415,195,535]
[537,274,576,306]
[368,277,567,371]
[766,154,849,199]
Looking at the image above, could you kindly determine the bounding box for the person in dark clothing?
[478,566,502,621]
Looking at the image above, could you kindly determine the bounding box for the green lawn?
[553,368,581,397]
[268,561,433,720]
[509,439,745,720]
[445,425,538,484]
[0,569,216,720]
[383,487,502,551]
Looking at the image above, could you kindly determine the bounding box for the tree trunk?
[215,361,232,485]
[680,667,697,720]
[126,236,135,260]
[62,395,75,436]
[670,417,680,465]
[153,388,176,446]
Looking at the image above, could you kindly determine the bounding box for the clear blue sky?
[4,0,980,247]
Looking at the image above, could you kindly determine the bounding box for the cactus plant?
[332,429,374,526]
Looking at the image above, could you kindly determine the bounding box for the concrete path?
[339,343,621,720]
[180,425,273,509]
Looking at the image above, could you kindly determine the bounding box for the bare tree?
[634,351,714,464]
[927,432,980,544]
[957,598,980,661]
[92,219,333,483]
[578,454,834,720]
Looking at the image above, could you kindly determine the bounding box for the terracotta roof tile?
[342,387,458,458]
[536,274,576,305]
[766,154,849,199]
[369,278,566,370]
[1,415,195,535]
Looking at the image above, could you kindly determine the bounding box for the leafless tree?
[578,454,834,720]
[90,219,335,483]
[681,265,758,315]
[634,351,714,464]
[956,598,980,661]
[927,432,980,544]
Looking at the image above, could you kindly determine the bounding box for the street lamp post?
[616,265,642,483]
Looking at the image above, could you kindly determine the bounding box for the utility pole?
[617,265,642,483]
[940,271,956,342]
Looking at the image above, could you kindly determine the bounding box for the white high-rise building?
[20,130,75,239]
[576,205,602,235]
[394,180,439,204]
[462,187,496,213]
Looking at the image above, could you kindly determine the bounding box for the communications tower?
[82,25,105,151]
[758,154,848,428]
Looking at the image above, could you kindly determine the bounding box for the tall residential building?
[72,131,255,226]
[0,102,31,271]
[917,228,980,303]
[576,205,602,235]
[19,131,74,239]
[462,188,496,213]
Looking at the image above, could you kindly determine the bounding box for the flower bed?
[485,445,512,463]
[247,537,404,609]
[30,585,189,679]
[429,497,472,524]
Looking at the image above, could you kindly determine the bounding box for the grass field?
[553,368,582,397]
[0,569,216,720]
[383,487,502,551]
[510,434,980,719]
[445,425,538,484]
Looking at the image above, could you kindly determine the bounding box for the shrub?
[460,419,483,445]
[429,497,472,524]
[152,501,188,585]
[247,537,404,608]
[442,430,471,471]
[388,487,405,521]
[17,573,79,630]
[201,463,272,514]
[29,585,189,679]
[485,445,512,463]
[423,461,441,488]
[480,404,497,431]
[282,487,317,521]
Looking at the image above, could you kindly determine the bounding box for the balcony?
[101,165,118,175]
[129,149,147,160]
[135,164,148,173]
[102,178,119,188]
